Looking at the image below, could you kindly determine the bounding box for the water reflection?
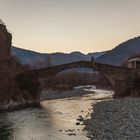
[0,89,112,140]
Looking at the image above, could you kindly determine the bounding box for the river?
[0,87,113,140]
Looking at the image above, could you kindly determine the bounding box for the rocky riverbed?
[84,97,140,140]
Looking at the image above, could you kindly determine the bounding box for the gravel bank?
[84,97,140,140]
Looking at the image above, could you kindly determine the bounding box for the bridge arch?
[27,61,117,88]
[45,66,112,90]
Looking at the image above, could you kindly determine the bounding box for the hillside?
[11,47,48,68]
[95,36,140,66]
[11,47,106,69]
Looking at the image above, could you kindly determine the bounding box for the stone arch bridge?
[20,61,140,98]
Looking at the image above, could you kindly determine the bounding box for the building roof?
[128,57,140,63]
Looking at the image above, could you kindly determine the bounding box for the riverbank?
[0,87,112,113]
[0,101,40,113]
[1,89,111,140]
[0,88,113,140]
[40,86,113,101]
[40,89,94,101]
[84,97,140,140]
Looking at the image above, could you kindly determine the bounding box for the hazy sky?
[0,0,140,53]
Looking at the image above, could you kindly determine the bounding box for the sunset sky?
[0,0,140,53]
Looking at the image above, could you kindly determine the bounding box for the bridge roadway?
[20,61,140,98]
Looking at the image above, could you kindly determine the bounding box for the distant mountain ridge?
[11,47,106,69]
[11,36,140,68]
[96,36,140,66]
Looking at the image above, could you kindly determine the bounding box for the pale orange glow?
[0,0,140,53]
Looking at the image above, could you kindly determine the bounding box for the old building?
[127,57,140,69]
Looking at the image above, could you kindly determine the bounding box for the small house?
[127,57,140,69]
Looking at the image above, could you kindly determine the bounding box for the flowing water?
[0,88,113,140]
